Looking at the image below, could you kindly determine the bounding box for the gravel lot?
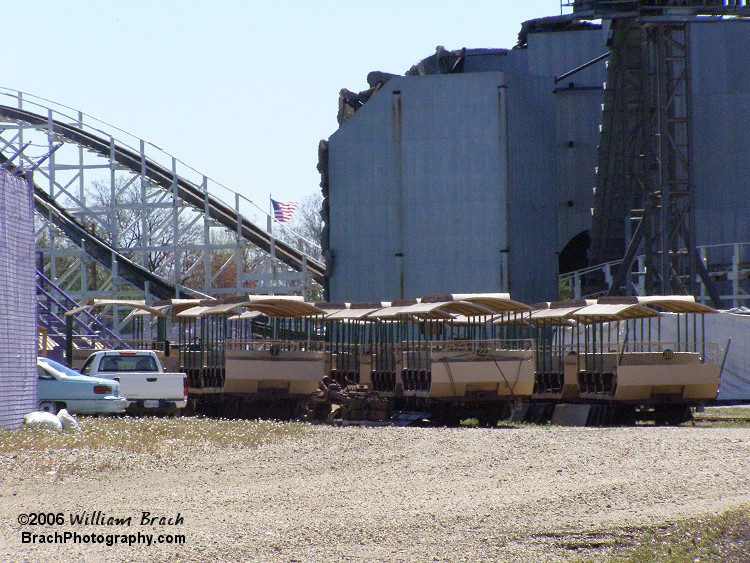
[2,423,750,562]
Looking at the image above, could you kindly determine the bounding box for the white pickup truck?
[79,350,188,415]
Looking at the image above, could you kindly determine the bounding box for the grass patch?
[692,406,750,428]
[696,406,750,418]
[0,417,306,454]
[0,417,307,476]
[692,419,750,428]
[570,506,750,562]
[459,418,480,428]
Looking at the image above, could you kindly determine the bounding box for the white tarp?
[705,312,750,401]
[0,170,37,429]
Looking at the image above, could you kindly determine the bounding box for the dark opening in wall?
[558,230,590,274]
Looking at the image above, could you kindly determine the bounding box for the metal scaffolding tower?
[573,0,750,307]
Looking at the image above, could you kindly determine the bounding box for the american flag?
[271,198,298,223]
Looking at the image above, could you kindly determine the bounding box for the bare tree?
[183,228,266,291]
[276,193,323,262]
[86,177,203,281]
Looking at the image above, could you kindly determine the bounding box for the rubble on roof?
[516,15,601,48]
[405,46,509,76]
[337,71,398,125]
[336,15,600,124]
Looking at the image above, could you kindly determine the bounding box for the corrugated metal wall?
[329,72,510,301]
[691,20,750,261]
[527,30,608,252]
[327,26,608,304]
[326,20,750,304]
[504,72,558,302]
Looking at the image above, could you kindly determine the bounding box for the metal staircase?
[36,267,131,360]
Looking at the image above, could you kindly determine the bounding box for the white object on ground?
[23,411,63,431]
[57,409,80,431]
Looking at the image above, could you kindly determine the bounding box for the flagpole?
[268,193,277,286]
[268,193,273,234]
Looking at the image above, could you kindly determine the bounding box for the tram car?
[177,296,329,418]
[521,295,720,425]
[322,294,535,424]
[175,293,535,423]
[60,293,722,426]
[521,300,592,422]
[566,295,720,425]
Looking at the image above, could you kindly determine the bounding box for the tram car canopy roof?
[445,293,531,313]
[177,297,326,319]
[569,296,710,323]
[634,295,717,314]
[227,310,263,321]
[395,300,496,318]
[124,304,171,320]
[528,300,595,325]
[365,300,419,319]
[325,302,391,320]
[65,299,168,318]
[175,305,215,318]
[570,303,662,323]
[367,293,532,320]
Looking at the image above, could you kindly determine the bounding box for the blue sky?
[10,1,569,207]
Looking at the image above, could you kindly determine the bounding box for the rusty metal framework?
[641,22,701,297]
[581,2,750,308]
[637,21,697,297]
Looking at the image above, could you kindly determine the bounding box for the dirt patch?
[1,423,750,562]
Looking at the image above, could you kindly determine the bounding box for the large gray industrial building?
[319,3,750,306]
[679,21,750,272]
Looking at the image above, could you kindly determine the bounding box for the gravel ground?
[2,423,750,562]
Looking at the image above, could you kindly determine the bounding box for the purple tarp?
[0,170,37,429]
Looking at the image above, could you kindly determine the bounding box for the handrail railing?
[560,241,750,306]
[225,339,326,353]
